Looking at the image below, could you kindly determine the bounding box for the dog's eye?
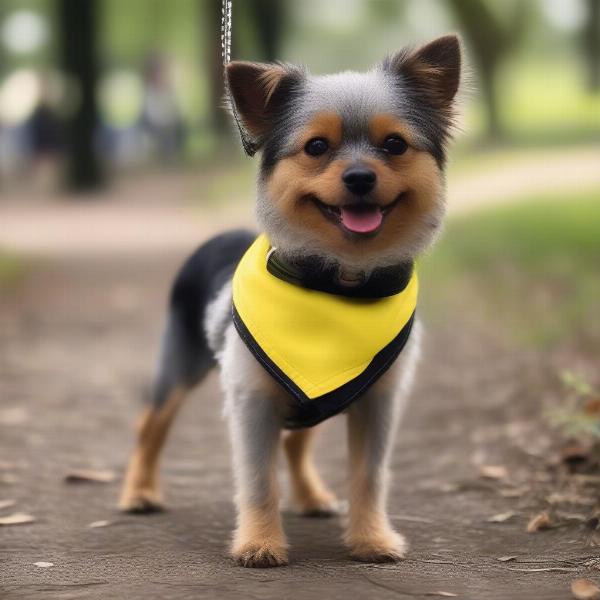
[304,138,329,157]
[382,135,408,155]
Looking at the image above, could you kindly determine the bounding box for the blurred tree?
[367,0,404,22]
[583,0,600,92]
[249,0,286,62]
[59,0,103,191]
[447,0,528,139]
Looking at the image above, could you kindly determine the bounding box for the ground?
[1,166,599,599]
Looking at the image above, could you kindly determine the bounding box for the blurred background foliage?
[0,0,598,185]
[0,0,598,355]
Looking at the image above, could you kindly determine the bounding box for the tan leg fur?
[119,387,187,512]
[283,427,340,516]
[231,498,289,568]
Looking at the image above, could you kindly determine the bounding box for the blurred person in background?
[140,52,185,164]
[26,72,64,190]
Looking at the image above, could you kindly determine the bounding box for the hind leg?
[119,384,189,512]
[283,427,340,517]
[119,314,212,513]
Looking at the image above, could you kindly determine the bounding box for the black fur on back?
[152,229,255,406]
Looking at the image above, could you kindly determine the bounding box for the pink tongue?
[340,206,383,233]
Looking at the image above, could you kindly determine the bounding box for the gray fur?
[204,281,234,357]
[220,324,283,506]
[151,310,214,408]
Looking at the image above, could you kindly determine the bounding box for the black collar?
[266,250,414,299]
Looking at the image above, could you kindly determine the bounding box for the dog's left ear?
[386,34,461,107]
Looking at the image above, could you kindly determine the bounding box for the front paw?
[347,530,408,563]
[232,539,289,568]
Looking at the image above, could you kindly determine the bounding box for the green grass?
[501,59,600,141]
[0,252,25,289]
[421,189,600,346]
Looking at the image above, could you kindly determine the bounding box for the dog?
[119,34,461,568]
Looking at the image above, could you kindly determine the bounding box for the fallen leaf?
[526,511,551,533]
[584,398,600,417]
[508,567,577,573]
[479,465,508,480]
[497,556,517,562]
[0,512,35,526]
[488,511,517,523]
[88,520,111,528]
[0,499,16,510]
[572,578,600,600]
[34,562,54,568]
[64,469,115,484]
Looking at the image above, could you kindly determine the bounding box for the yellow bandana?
[232,235,418,428]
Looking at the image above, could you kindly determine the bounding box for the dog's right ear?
[225,61,304,148]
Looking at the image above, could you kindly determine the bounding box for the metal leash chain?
[221,0,231,65]
[221,0,257,156]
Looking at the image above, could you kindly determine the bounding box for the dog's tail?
[151,229,256,408]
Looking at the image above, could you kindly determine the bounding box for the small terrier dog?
[119,34,461,568]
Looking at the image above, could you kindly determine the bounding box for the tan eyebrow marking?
[298,112,343,149]
[369,114,417,147]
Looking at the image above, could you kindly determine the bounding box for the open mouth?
[309,194,404,235]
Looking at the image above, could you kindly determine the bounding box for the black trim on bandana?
[232,305,415,429]
[266,251,414,299]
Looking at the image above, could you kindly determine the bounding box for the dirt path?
[1,234,599,599]
[2,152,600,598]
[447,144,600,212]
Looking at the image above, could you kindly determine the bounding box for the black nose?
[342,166,376,196]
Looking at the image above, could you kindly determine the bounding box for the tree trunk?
[59,0,103,192]
[250,0,285,62]
[446,0,507,139]
[480,67,502,139]
[583,0,600,92]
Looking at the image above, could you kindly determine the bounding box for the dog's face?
[227,35,461,270]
